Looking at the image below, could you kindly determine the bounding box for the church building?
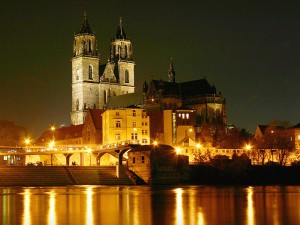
[71,13,135,125]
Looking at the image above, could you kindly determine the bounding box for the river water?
[0,185,299,225]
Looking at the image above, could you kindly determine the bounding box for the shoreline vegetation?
[189,164,300,186]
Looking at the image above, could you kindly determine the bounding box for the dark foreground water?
[0,185,300,225]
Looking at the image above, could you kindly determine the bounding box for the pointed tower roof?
[168,58,176,83]
[115,17,127,39]
[77,12,93,34]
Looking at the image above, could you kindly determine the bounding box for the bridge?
[0,142,141,169]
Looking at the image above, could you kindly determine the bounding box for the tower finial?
[168,57,176,83]
[119,17,123,28]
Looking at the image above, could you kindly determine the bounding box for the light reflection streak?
[198,207,205,225]
[175,188,183,225]
[23,189,31,225]
[48,191,56,225]
[86,187,94,225]
[247,187,255,225]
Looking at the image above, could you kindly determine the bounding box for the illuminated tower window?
[125,70,129,83]
[88,65,93,80]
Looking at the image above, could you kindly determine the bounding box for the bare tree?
[0,120,26,146]
[258,125,294,166]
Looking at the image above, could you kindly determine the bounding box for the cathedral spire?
[77,12,93,34]
[168,58,176,83]
[115,16,127,39]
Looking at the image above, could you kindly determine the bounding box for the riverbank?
[189,165,300,185]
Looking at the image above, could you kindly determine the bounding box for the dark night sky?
[1,1,300,138]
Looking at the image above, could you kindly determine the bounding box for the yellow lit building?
[102,107,150,145]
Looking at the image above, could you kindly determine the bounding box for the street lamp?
[24,138,31,152]
[175,147,182,155]
[51,126,55,141]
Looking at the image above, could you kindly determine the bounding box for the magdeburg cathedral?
[71,13,135,125]
[71,13,226,126]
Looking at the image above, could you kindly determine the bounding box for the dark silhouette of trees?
[256,125,294,166]
[0,120,26,146]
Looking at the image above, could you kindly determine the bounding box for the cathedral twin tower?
[71,13,135,125]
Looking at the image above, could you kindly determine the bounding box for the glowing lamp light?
[24,138,31,145]
[87,148,92,153]
[49,141,55,148]
[175,147,181,155]
[196,143,201,149]
[153,141,158,146]
[189,128,193,132]
[245,144,252,151]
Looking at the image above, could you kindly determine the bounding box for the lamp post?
[51,126,55,141]
[24,138,31,151]
[245,144,252,163]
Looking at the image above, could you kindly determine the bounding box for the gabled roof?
[106,92,144,109]
[291,123,300,129]
[149,78,216,98]
[77,12,93,35]
[151,79,181,96]
[180,79,216,98]
[36,124,83,143]
[88,109,105,129]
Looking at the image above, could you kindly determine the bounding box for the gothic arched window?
[88,65,93,80]
[104,90,107,104]
[125,70,129,83]
[76,99,79,110]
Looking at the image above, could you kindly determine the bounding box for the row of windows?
[115,121,148,128]
[115,132,148,143]
[115,110,137,116]
[76,66,129,83]
[178,113,190,119]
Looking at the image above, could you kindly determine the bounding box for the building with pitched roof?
[142,60,226,125]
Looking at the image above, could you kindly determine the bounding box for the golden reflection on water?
[175,188,184,225]
[23,189,31,225]
[85,187,93,225]
[0,186,298,225]
[247,187,255,225]
[48,191,56,225]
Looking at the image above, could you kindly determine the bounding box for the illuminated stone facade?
[71,14,135,125]
[143,61,226,125]
[102,108,150,145]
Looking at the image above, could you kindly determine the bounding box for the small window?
[133,110,136,117]
[133,121,136,127]
[141,156,145,163]
[76,99,79,110]
[131,133,138,140]
[133,157,135,164]
[116,111,120,116]
[142,139,147,144]
[116,120,121,128]
[186,113,189,119]
[182,114,185,119]
[125,70,129,83]
[178,114,181,117]
[4,156,8,160]
[88,65,93,80]
[116,133,120,140]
